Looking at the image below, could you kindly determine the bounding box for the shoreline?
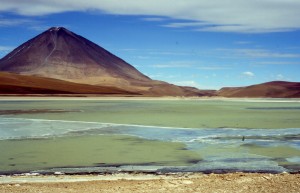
[1,172,300,193]
[0,96,300,103]
[2,166,298,177]
[0,172,297,183]
[0,173,173,184]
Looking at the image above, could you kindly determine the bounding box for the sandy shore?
[1,173,299,193]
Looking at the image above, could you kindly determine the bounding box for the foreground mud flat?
[1,173,299,193]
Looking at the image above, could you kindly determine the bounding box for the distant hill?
[218,81,300,98]
[0,27,204,96]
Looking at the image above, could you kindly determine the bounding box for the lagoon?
[0,98,299,174]
[1,98,300,129]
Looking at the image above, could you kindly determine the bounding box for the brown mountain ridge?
[218,81,300,98]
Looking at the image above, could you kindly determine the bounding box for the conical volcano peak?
[0,27,206,96]
[0,26,151,85]
[48,26,67,32]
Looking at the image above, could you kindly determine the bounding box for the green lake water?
[0,98,299,174]
[1,99,300,129]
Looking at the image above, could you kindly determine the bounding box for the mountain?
[0,27,149,86]
[0,72,137,95]
[218,81,300,98]
[0,27,204,96]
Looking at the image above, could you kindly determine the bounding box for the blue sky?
[1,1,300,89]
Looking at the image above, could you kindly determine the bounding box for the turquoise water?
[0,117,299,173]
[1,99,300,129]
[1,99,300,174]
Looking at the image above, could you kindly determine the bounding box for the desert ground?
[1,173,300,193]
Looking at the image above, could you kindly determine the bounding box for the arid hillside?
[0,72,137,95]
[218,81,300,98]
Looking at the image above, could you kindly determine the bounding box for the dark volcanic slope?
[218,81,300,98]
[0,27,205,96]
[0,27,150,84]
[0,72,137,95]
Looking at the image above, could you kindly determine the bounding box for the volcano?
[0,27,205,96]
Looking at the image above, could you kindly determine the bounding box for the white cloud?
[217,48,300,58]
[162,22,208,28]
[170,80,199,88]
[148,51,192,56]
[152,64,192,68]
[142,17,166,22]
[1,0,300,33]
[197,66,231,70]
[134,56,150,60]
[255,61,300,65]
[196,25,294,33]
[149,73,181,80]
[171,80,220,90]
[0,46,15,57]
[0,18,34,27]
[150,61,232,70]
[0,46,14,52]
[276,74,284,80]
[148,73,163,79]
[240,49,300,58]
[151,61,196,68]
[242,71,255,77]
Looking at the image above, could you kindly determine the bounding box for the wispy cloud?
[268,74,291,81]
[196,25,296,34]
[170,80,200,88]
[151,62,194,68]
[142,17,166,22]
[148,73,181,80]
[240,49,300,58]
[276,74,284,80]
[150,61,232,70]
[0,46,14,51]
[148,73,163,79]
[0,45,15,57]
[0,18,34,27]
[217,48,300,59]
[148,51,193,56]
[162,22,208,28]
[0,16,47,31]
[242,71,255,78]
[1,0,300,33]
[119,48,138,51]
[197,66,231,70]
[254,61,300,65]
[169,80,219,90]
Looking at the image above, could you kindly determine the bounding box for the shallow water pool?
[0,117,299,174]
